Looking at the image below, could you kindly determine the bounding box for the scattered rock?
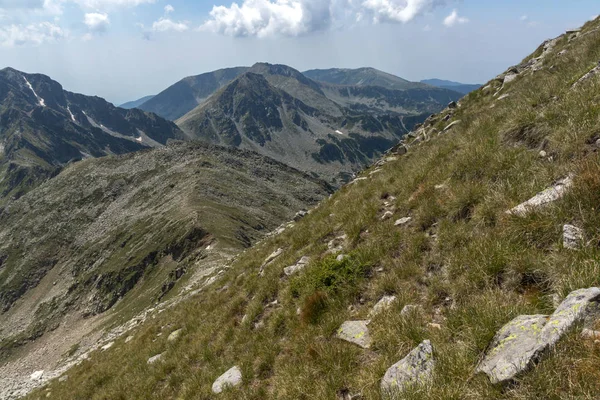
[506,176,573,216]
[476,287,600,383]
[101,342,114,351]
[572,61,600,88]
[381,340,435,395]
[327,234,348,255]
[212,366,242,394]
[539,150,547,158]
[400,304,422,317]
[167,329,182,342]
[30,371,44,381]
[368,296,397,318]
[294,210,308,221]
[394,217,412,226]
[336,321,372,349]
[381,211,394,221]
[443,120,461,132]
[283,256,311,276]
[259,248,284,276]
[563,224,584,249]
[147,354,163,364]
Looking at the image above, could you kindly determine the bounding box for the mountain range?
[420,78,481,94]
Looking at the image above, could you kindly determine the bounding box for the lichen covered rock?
[381,340,435,396]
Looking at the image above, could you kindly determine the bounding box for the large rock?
[284,256,311,276]
[563,224,584,249]
[212,366,242,394]
[506,176,573,216]
[258,248,284,276]
[572,61,600,88]
[147,354,163,364]
[476,287,600,383]
[336,321,371,349]
[30,371,44,381]
[167,329,182,342]
[381,340,435,396]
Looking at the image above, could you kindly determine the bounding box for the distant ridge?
[421,78,481,95]
[120,95,155,109]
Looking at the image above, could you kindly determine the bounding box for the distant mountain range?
[120,95,155,109]
[420,78,481,95]
[0,67,184,201]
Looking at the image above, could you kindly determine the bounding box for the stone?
[506,176,573,216]
[381,211,394,220]
[167,329,182,342]
[259,248,284,276]
[443,120,461,132]
[503,73,518,85]
[539,150,547,158]
[381,340,435,395]
[212,366,242,394]
[336,321,372,348]
[327,234,348,254]
[497,94,510,101]
[30,371,44,381]
[476,287,600,383]
[394,217,412,226]
[428,323,442,330]
[475,314,548,384]
[294,210,308,221]
[368,296,397,318]
[401,304,422,317]
[581,328,600,339]
[283,256,311,276]
[572,61,600,88]
[147,353,163,364]
[125,335,134,343]
[336,254,348,262]
[563,224,584,249]
[58,375,68,383]
[101,342,114,351]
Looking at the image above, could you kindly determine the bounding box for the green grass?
[26,17,600,400]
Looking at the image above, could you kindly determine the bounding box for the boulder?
[476,287,600,383]
[283,256,311,276]
[30,371,44,381]
[327,234,348,255]
[294,210,308,221]
[506,176,573,216]
[212,366,242,394]
[369,296,397,318]
[381,340,435,395]
[101,342,114,351]
[563,224,584,249]
[381,211,394,221]
[336,321,372,349]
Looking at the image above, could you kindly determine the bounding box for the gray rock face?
[336,321,372,348]
[283,256,311,276]
[476,287,600,383]
[369,296,397,318]
[563,224,584,249]
[212,366,242,394]
[506,176,573,216]
[381,340,435,396]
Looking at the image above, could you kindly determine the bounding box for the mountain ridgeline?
[0,67,184,201]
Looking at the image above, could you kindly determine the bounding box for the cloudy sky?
[0,0,597,104]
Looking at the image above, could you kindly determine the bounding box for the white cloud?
[84,12,110,32]
[72,0,156,9]
[201,0,447,38]
[0,21,65,46]
[443,9,468,27]
[152,17,189,32]
[520,15,528,21]
[164,4,174,14]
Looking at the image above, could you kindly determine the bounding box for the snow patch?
[22,76,46,107]
[335,130,344,135]
[135,137,143,143]
[67,105,76,122]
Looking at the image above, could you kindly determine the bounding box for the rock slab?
[283,256,311,276]
[212,366,242,394]
[369,296,397,318]
[507,176,573,216]
[381,340,435,395]
[563,224,584,249]
[336,321,371,349]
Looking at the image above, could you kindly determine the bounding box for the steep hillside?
[177,64,459,184]
[0,141,331,398]
[138,67,249,120]
[0,68,184,201]
[421,79,481,95]
[120,95,155,109]
[29,17,600,400]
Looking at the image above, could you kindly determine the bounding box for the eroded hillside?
[23,17,600,400]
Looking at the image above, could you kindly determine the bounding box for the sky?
[0,0,597,105]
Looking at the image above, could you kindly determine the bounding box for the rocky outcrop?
[283,256,310,276]
[212,366,242,394]
[380,340,435,396]
[572,61,600,88]
[259,248,284,276]
[476,287,600,383]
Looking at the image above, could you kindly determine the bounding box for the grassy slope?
[30,18,600,400]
